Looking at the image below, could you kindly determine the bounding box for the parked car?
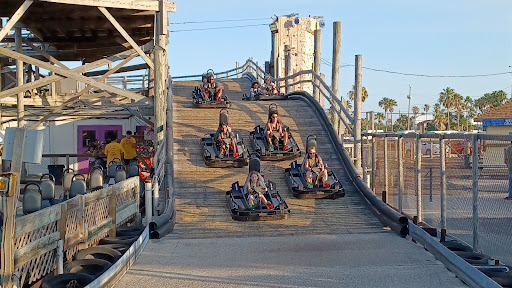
[421,142,441,155]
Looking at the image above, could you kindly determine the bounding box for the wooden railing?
[2,176,140,286]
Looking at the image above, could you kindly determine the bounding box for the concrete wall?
[482,125,512,165]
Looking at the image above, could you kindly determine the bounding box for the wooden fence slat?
[86,218,112,243]
[116,201,137,225]
[15,205,62,238]
[14,232,59,270]
[84,187,112,206]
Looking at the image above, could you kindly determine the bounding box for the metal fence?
[360,132,512,265]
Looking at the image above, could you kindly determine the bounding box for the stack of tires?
[441,240,512,287]
[41,226,144,288]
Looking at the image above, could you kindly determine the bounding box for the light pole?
[509,66,512,99]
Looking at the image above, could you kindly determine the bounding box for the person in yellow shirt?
[104,137,124,167]
[120,130,138,171]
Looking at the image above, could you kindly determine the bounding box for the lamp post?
[509,66,512,99]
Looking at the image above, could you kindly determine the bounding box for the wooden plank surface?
[169,78,384,239]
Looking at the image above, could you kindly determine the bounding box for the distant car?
[421,142,440,155]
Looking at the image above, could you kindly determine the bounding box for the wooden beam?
[98,7,154,70]
[0,48,137,100]
[39,0,176,12]
[28,54,137,128]
[0,47,145,101]
[84,63,149,77]
[0,0,33,42]
[23,40,68,69]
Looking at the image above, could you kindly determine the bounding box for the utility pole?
[407,85,411,130]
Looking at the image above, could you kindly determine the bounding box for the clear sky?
[168,0,512,115]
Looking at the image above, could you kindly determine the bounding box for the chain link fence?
[359,132,512,266]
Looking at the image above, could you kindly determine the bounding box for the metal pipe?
[371,136,376,192]
[145,181,153,223]
[354,55,362,175]
[384,137,389,200]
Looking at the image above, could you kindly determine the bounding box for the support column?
[398,135,404,213]
[384,137,389,199]
[440,136,447,230]
[354,55,362,175]
[153,4,168,147]
[272,28,279,78]
[313,29,321,104]
[15,27,24,127]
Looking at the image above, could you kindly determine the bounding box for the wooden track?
[169,78,385,239]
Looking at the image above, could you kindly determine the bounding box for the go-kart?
[226,158,290,221]
[284,135,345,199]
[242,88,288,101]
[192,86,231,108]
[200,109,249,168]
[250,104,300,160]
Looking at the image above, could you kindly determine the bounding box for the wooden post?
[285,45,291,94]
[236,62,239,78]
[332,22,343,139]
[0,61,2,92]
[58,203,67,247]
[416,134,423,223]
[109,186,117,237]
[1,173,20,288]
[354,55,362,175]
[16,27,24,127]
[148,53,155,97]
[135,180,141,226]
[256,61,261,83]
[122,76,127,90]
[471,134,479,251]
[398,135,404,213]
[226,70,229,79]
[313,29,322,104]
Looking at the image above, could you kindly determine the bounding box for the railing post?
[285,45,291,94]
[398,135,404,213]
[440,135,446,230]
[109,185,117,237]
[371,135,376,192]
[332,22,342,139]
[416,134,423,223]
[354,55,362,175]
[313,29,322,104]
[122,76,127,90]
[153,179,159,216]
[56,240,64,274]
[256,61,261,83]
[471,133,479,251]
[236,62,240,78]
[145,180,153,223]
[226,70,229,79]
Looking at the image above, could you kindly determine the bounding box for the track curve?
[170,77,384,239]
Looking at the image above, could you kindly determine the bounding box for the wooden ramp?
[170,78,384,239]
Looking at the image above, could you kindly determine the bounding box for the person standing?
[104,137,124,167]
[120,131,137,171]
[506,141,512,200]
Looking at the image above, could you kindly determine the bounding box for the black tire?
[481,269,512,287]
[64,259,112,278]
[74,246,122,263]
[96,243,130,254]
[116,226,145,237]
[99,236,137,245]
[454,251,490,265]
[41,273,94,288]
[441,240,473,252]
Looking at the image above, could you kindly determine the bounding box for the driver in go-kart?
[261,75,278,96]
[216,123,239,159]
[304,146,329,188]
[266,110,288,152]
[244,170,272,209]
[203,74,224,102]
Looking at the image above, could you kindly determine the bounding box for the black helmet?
[249,157,261,173]
[306,135,317,151]
[219,108,229,126]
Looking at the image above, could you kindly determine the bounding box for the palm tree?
[412,106,420,130]
[452,93,463,130]
[463,96,474,131]
[424,104,430,114]
[347,85,369,102]
[434,103,441,114]
[433,113,446,130]
[388,98,398,131]
[378,98,389,131]
[439,87,456,130]
[376,112,385,126]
